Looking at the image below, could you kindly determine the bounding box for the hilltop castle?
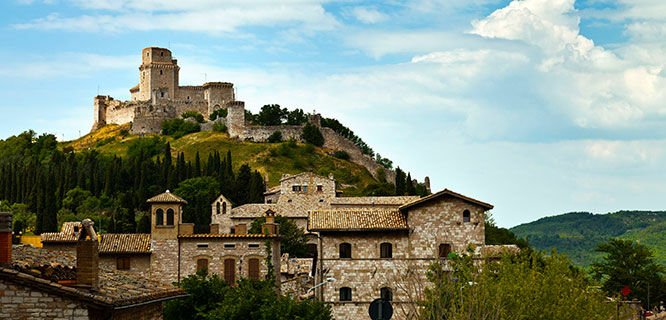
[92,47,400,181]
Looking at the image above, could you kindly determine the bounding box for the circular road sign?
[369,298,393,320]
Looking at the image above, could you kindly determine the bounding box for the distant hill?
[510,211,666,268]
[60,123,380,196]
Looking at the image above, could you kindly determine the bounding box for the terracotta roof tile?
[99,234,151,254]
[8,245,185,307]
[146,190,188,204]
[399,189,493,211]
[308,209,409,232]
[178,233,278,239]
[41,222,82,243]
[330,196,420,206]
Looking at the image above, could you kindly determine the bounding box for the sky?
[1,0,665,228]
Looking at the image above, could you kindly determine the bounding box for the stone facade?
[0,278,89,320]
[99,254,151,279]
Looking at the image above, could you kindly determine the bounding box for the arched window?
[216,202,220,215]
[196,258,208,272]
[463,210,471,222]
[159,70,163,75]
[380,287,392,301]
[222,202,227,215]
[160,52,164,56]
[156,209,164,225]
[339,243,351,259]
[339,287,352,301]
[166,208,175,225]
[380,242,392,258]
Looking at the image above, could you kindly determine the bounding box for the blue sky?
[1,0,665,228]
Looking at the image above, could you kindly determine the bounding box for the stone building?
[1,213,185,320]
[307,189,494,320]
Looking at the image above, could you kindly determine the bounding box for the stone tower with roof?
[146,190,189,283]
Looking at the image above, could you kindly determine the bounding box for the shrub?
[333,150,350,160]
[212,122,227,133]
[181,111,205,123]
[161,118,200,139]
[267,131,282,143]
[301,123,324,147]
[209,108,227,121]
[304,144,315,154]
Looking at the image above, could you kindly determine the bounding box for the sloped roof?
[308,209,409,232]
[99,234,151,254]
[178,233,278,239]
[263,186,281,195]
[129,84,140,92]
[5,245,185,308]
[41,222,82,243]
[399,189,493,211]
[146,190,188,204]
[279,172,335,183]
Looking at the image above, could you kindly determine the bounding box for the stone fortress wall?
[92,47,396,181]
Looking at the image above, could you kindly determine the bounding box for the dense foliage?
[301,123,324,147]
[164,271,332,320]
[267,131,282,143]
[510,211,666,267]
[420,250,619,320]
[0,131,265,234]
[181,111,205,123]
[590,239,666,309]
[161,118,201,138]
[209,108,228,121]
[249,215,310,257]
[212,122,227,133]
[320,117,373,157]
[484,212,530,249]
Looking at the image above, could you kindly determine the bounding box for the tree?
[209,108,227,121]
[484,212,530,249]
[256,104,288,126]
[267,131,282,143]
[175,177,220,233]
[395,167,406,196]
[420,250,619,320]
[301,123,324,147]
[590,238,666,309]
[286,108,307,125]
[181,111,205,123]
[248,215,309,257]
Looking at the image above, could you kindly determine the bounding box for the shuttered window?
[116,256,130,270]
[439,244,452,258]
[224,258,236,285]
[339,243,351,259]
[196,259,208,272]
[380,243,392,258]
[248,258,260,279]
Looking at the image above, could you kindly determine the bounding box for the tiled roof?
[41,222,81,243]
[6,245,185,307]
[146,190,188,204]
[308,209,409,232]
[99,234,151,254]
[279,172,335,183]
[399,189,493,211]
[329,196,420,206]
[178,233,278,239]
[129,84,140,92]
[263,186,281,195]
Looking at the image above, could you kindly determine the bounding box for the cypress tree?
[406,172,416,196]
[194,152,201,177]
[395,167,406,196]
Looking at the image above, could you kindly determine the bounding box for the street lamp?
[307,277,336,296]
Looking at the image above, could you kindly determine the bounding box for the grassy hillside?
[60,124,379,196]
[510,211,666,268]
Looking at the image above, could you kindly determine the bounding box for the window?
[380,287,392,301]
[339,243,351,259]
[156,209,164,225]
[146,52,149,56]
[267,199,272,203]
[248,243,260,248]
[317,185,323,192]
[224,243,236,249]
[222,202,227,215]
[292,185,301,192]
[230,226,236,234]
[166,208,175,225]
[339,287,352,301]
[302,186,308,192]
[216,202,220,215]
[197,243,208,248]
[224,258,235,284]
[187,96,190,100]
[160,70,163,75]
[287,200,292,203]
[319,199,324,202]
[463,210,471,222]
[160,92,164,98]
[196,258,208,272]
[248,258,260,279]
[380,243,392,258]
[160,52,164,56]
[439,243,452,258]
[307,244,317,258]
[116,256,130,270]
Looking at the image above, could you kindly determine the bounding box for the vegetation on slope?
[510,210,666,268]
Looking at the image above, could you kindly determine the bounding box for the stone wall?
[99,254,151,279]
[42,242,77,257]
[175,86,205,102]
[0,277,89,320]
[226,101,245,138]
[150,239,179,284]
[95,301,164,320]
[204,83,235,115]
[240,125,303,142]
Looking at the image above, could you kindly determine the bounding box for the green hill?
[510,211,666,268]
[60,123,378,196]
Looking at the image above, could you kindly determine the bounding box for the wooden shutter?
[439,244,451,258]
[224,258,236,285]
[116,256,130,270]
[248,258,260,279]
[196,259,208,272]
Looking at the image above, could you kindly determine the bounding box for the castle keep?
[93,47,235,134]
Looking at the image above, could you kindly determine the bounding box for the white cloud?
[13,1,339,34]
[348,6,388,24]
[0,53,136,79]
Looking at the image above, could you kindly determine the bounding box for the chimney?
[261,210,279,236]
[76,219,99,290]
[0,212,12,266]
[234,224,247,235]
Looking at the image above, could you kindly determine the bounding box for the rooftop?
[308,209,409,232]
[178,233,278,239]
[40,222,81,243]
[4,245,185,308]
[98,234,151,254]
[329,196,420,206]
[399,189,493,211]
[146,190,188,204]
